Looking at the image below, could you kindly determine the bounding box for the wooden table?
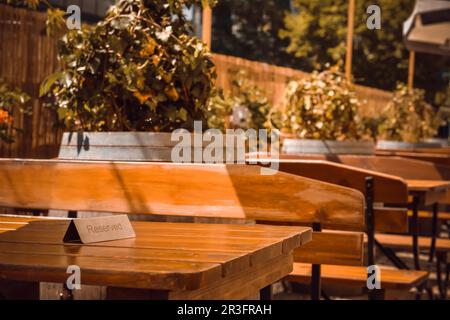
[406,179,450,206]
[0,217,311,300]
[404,180,450,270]
[376,150,450,166]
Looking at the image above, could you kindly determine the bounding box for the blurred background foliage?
[212,0,449,108]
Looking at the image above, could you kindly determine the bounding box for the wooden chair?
[0,159,365,300]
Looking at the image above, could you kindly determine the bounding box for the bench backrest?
[276,154,450,181]
[0,159,366,267]
[248,158,410,233]
[0,159,365,231]
[276,154,450,205]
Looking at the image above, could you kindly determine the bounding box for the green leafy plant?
[206,71,271,131]
[0,78,30,143]
[206,89,233,131]
[378,83,441,143]
[40,0,217,132]
[278,66,365,141]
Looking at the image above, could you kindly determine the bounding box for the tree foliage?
[280,0,450,104]
[280,0,418,91]
[211,0,303,69]
[40,0,217,132]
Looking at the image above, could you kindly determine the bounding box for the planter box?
[424,138,450,147]
[58,132,246,162]
[376,140,442,151]
[282,139,375,155]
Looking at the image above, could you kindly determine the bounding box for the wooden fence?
[0,5,392,158]
[213,53,392,118]
[0,5,61,158]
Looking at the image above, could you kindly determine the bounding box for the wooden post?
[202,7,212,48]
[345,0,356,82]
[408,50,415,90]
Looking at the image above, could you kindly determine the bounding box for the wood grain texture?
[294,230,364,266]
[267,155,450,205]
[374,234,450,252]
[0,217,310,292]
[249,158,408,203]
[288,263,428,290]
[0,159,365,231]
[376,150,450,166]
[249,159,409,233]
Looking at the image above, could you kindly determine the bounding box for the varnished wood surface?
[248,158,408,203]
[271,154,450,180]
[294,230,364,266]
[376,150,450,166]
[374,233,450,251]
[265,154,450,205]
[0,216,311,292]
[0,159,365,231]
[404,180,450,192]
[248,159,409,233]
[288,263,428,290]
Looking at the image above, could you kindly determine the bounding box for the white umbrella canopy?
[403,0,450,56]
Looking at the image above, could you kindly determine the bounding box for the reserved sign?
[63,215,136,244]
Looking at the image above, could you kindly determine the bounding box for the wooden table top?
[0,216,311,292]
[405,179,450,192]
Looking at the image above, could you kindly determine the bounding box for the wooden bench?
[0,159,365,300]
[268,154,450,298]
[247,158,430,299]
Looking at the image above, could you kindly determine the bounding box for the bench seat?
[374,234,450,252]
[408,210,450,220]
[288,263,428,290]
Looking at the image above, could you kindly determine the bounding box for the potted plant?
[274,66,374,155]
[206,70,271,131]
[40,0,217,161]
[376,83,442,151]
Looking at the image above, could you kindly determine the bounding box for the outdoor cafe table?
[376,150,450,166]
[0,218,311,300]
[403,179,450,270]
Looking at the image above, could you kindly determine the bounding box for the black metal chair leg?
[260,285,272,300]
[310,223,322,300]
[59,283,74,300]
[311,264,321,300]
[321,290,331,300]
[411,196,421,270]
[428,203,438,264]
[436,255,446,300]
[375,239,410,270]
